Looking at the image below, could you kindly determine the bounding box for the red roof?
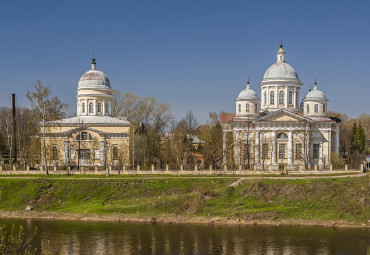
[220,113,235,123]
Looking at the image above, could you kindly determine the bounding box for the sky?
[1,0,369,123]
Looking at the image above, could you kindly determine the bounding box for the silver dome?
[78,59,111,89]
[263,62,299,80]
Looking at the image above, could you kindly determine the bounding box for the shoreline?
[0,210,368,229]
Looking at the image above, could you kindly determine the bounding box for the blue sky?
[1,0,369,123]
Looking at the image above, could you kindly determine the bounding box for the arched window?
[296,92,299,106]
[82,103,85,113]
[254,104,258,114]
[89,102,93,113]
[279,91,284,105]
[264,92,267,106]
[112,146,119,160]
[314,104,319,113]
[306,104,310,114]
[238,104,241,113]
[51,146,58,160]
[323,104,326,114]
[246,104,250,113]
[97,103,102,113]
[277,132,288,139]
[288,91,293,105]
[270,91,274,105]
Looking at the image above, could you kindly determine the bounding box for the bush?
[331,152,345,169]
[0,224,37,255]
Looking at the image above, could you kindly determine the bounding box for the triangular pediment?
[255,109,313,123]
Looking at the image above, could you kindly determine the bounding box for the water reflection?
[2,219,369,255]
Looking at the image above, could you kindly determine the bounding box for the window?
[97,103,102,113]
[323,104,326,114]
[254,104,258,114]
[76,132,92,141]
[313,144,320,159]
[278,144,286,159]
[51,146,58,160]
[262,144,269,159]
[94,149,100,159]
[296,92,299,106]
[70,149,76,159]
[246,104,250,113]
[78,149,90,160]
[238,104,241,113]
[105,103,109,114]
[112,146,119,160]
[306,104,310,114]
[314,104,319,113]
[279,91,284,105]
[82,103,85,113]
[89,102,93,113]
[295,144,302,159]
[277,132,288,139]
[270,91,274,105]
[288,91,293,105]
[264,92,267,106]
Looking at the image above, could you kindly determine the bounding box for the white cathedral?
[221,43,340,171]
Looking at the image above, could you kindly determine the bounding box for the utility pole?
[11,93,17,163]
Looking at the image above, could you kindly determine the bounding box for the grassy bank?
[0,175,369,225]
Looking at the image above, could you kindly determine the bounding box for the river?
[1,219,369,254]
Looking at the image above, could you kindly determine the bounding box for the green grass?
[0,175,368,223]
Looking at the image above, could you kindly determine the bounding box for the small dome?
[237,80,259,100]
[263,62,299,80]
[305,81,327,100]
[78,58,111,89]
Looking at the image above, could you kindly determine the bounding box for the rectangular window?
[70,149,76,159]
[94,149,100,159]
[278,144,286,159]
[262,144,269,159]
[78,149,90,160]
[313,144,320,159]
[295,144,302,159]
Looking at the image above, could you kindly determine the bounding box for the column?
[293,87,297,108]
[109,100,112,115]
[255,130,260,165]
[275,86,278,108]
[64,141,69,164]
[305,125,310,164]
[335,125,340,153]
[94,99,97,115]
[288,130,293,165]
[285,87,288,108]
[323,130,329,165]
[222,131,227,166]
[102,99,106,116]
[100,140,106,166]
[319,141,323,167]
[235,130,240,165]
[266,87,269,109]
[271,130,276,165]
[77,100,80,115]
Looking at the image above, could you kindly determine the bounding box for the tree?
[201,123,223,169]
[26,81,68,175]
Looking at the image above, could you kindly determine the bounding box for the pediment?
[255,110,312,123]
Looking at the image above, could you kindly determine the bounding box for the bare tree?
[26,81,68,175]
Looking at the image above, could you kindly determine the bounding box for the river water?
[1,219,369,255]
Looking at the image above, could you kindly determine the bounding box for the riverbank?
[0,175,368,228]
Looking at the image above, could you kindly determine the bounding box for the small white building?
[221,44,340,170]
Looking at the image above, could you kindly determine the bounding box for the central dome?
[78,58,111,89]
[263,62,299,80]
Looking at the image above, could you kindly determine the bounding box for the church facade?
[42,58,130,168]
[221,44,340,170]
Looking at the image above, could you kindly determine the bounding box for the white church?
[221,43,340,171]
